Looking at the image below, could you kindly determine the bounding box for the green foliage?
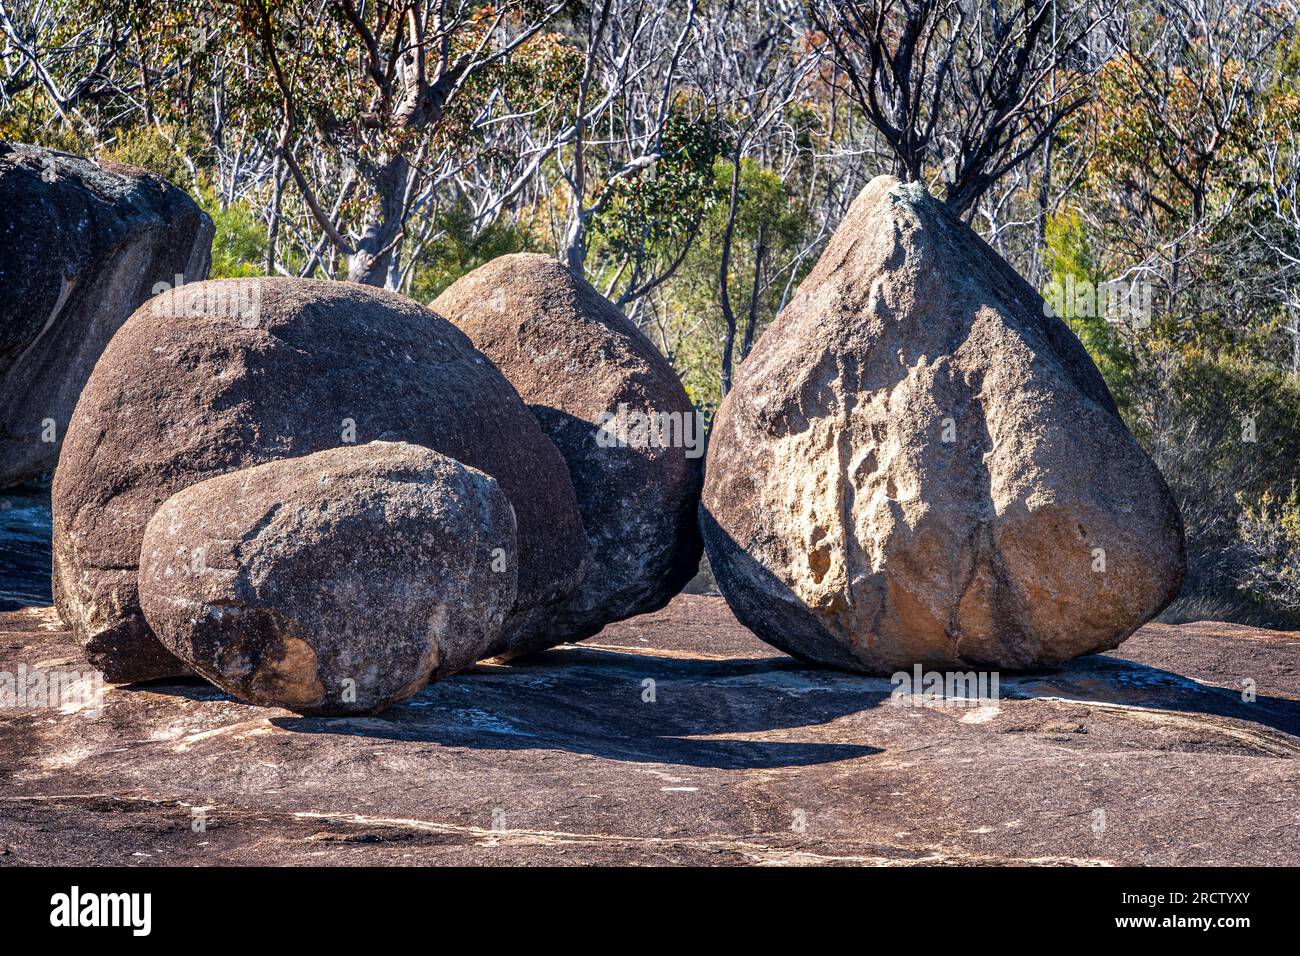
[1272,21,1300,94]
[1041,209,1135,412]
[448,28,583,144]
[0,91,84,150]
[1043,207,1093,282]
[198,191,268,279]
[593,113,730,260]
[1236,484,1300,613]
[654,156,814,416]
[101,126,197,188]
[1128,344,1300,623]
[410,204,538,301]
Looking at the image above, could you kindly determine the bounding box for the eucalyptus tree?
[693,0,819,396]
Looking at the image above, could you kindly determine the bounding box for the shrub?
[1235,485,1300,614]
[197,192,269,279]
[409,204,537,301]
[1124,343,1300,625]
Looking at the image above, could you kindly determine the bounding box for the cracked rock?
[700,175,1186,672]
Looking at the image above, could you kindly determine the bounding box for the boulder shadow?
[0,479,53,611]
[1003,653,1300,740]
[124,607,1299,767]
[272,645,888,770]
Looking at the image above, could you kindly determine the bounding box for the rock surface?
[0,594,1296,865]
[52,278,585,682]
[0,143,212,489]
[434,253,702,656]
[138,442,517,715]
[701,176,1185,673]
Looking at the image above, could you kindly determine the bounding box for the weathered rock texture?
[434,253,702,655]
[702,176,1186,673]
[138,442,516,715]
[1,595,1296,865]
[52,278,585,682]
[0,143,212,489]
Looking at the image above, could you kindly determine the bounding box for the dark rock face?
[0,143,213,488]
[702,176,1185,673]
[138,442,517,715]
[434,254,702,655]
[1,595,1297,865]
[52,277,585,682]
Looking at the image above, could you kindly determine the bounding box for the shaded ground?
[0,481,51,611]
[1,595,1298,865]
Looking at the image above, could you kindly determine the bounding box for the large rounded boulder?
[701,176,1186,673]
[138,442,516,714]
[434,253,702,655]
[0,144,212,488]
[53,278,585,681]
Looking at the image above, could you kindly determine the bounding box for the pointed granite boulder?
[700,176,1185,672]
[434,254,702,656]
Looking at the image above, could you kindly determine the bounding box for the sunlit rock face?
[701,176,1185,673]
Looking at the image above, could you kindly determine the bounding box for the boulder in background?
[0,144,212,488]
[434,254,702,656]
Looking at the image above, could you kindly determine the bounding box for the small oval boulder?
[434,253,703,655]
[138,442,517,714]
